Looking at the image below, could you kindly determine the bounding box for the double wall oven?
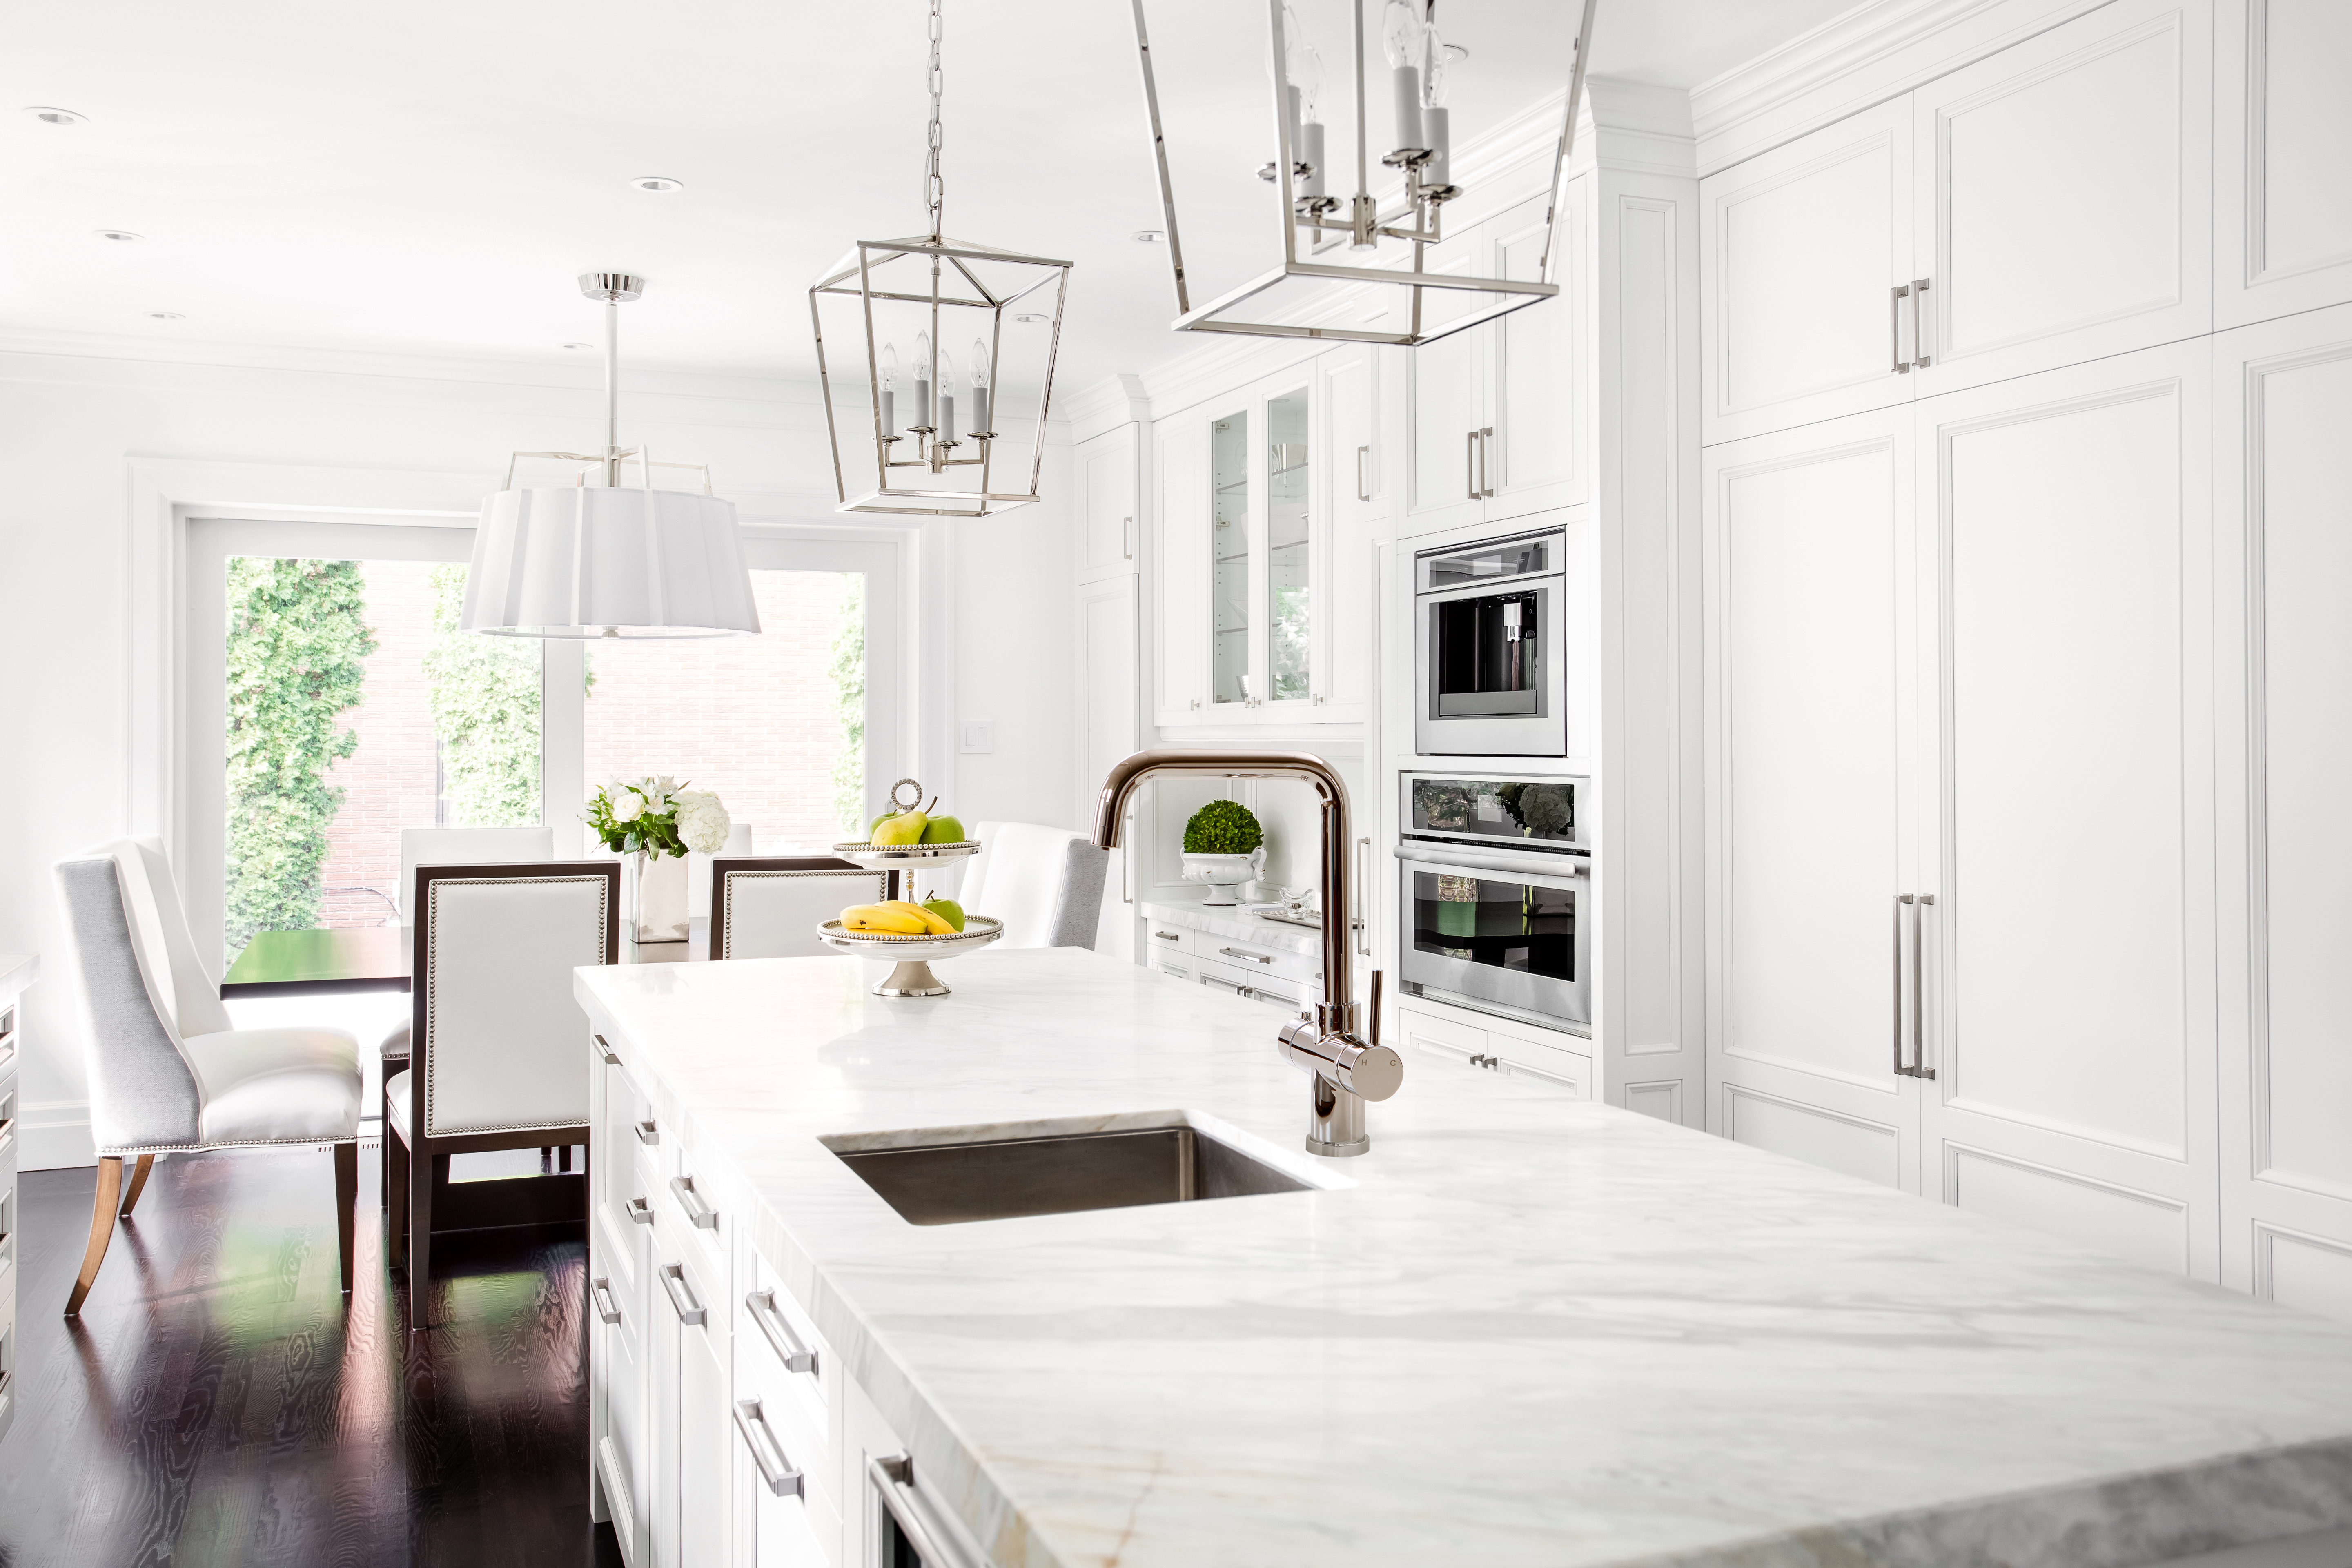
[1414,526,1567,757]
[1396,773,1590,1036]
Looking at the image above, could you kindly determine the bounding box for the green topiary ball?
[1183,799,1264,855]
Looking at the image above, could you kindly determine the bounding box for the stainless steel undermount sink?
[824,1116,1313,1226]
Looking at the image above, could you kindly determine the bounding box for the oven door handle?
[1393,840,1590,888]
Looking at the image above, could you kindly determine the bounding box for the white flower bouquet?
[586,776,733,858]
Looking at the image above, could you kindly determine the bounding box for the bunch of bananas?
[839,900,959,935]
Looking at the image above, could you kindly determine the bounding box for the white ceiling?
[0,0,1859,391]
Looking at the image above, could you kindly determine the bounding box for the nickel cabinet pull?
[1892,893,1911,1075]
[627,1196,655,1226]
[734,1400,804,1498]
[594,1034,621,1066]
[1892,894,1938,1080]
[1218,947,1273,964]
[747,1289,819,1375]
[591,1276,622,1325]
[659,1263,705,1326]
[1909,278,1931,369]
[1466,430,1479,500]
[1356,444,1371,501]
[669,1175,718,1230]
[1122,515,1134,560]
[1890,284,1911,374]
[1479,426,1496,497]
[633,1118,659,1145]
[1153,929,1182,942]
[871,1456,980,1568]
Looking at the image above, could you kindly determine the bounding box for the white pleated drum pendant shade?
[459,485,762,639]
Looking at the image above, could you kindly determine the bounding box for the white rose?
[675,791,732,855]
[614,791,645,824]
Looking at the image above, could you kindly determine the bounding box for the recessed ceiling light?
[96,229,143,242]
[629,175,685,194]
[1013,312,1050,325]
[1131,229,1166,244]
[561,341,596,351]
[1443,42,1470,62]
[145,311,185,320]
[25,105,86,126]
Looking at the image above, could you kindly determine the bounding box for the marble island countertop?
[577,948,2352,1568]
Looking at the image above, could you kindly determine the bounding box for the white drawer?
[737,1275,837,1511]
[1403,1006,1591,1096]
[1152,956,1192,982]
[1198,935,1319,988]
[1194,957,1309,1012]
[665,1136,733,1302]
[1144,923,1193,958]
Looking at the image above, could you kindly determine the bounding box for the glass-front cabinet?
[1154,347,1382,728]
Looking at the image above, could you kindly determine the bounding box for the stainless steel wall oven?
[1396,773,1590,1036]
[1414,526,1567,756]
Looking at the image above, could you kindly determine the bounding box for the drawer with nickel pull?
[1147,925,1194,958]
[737,1245,841,1509]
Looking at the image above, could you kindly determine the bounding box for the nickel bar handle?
[870,1456,983,1568]
[626,1195,655,1226]
[1218,947,1273,965]
[1893,894,1913,1076]
[1912,893,1936,1079]
[1480,427,1496,497]
[1466,430,1479,500]
[1910,278,1931,369]
[634,1118,659,1145]
[1356,444,1371,502]
[1890,284,1911,374]
[590,1275,622,1325]
[734,1400,804,1498]
[669,1175,718,1230]
[1122,514,1134,560]
[746,1289,819,1376]
[594,1033,621,1067]
[658,1263,706,1326]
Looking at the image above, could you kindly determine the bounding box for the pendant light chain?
[925,0,946,240]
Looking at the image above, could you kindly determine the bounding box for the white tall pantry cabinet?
[1699,0,2352,1315]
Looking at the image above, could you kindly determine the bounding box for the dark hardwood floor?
[0,1147,623,1568]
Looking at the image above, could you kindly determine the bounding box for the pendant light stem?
[604,294,621,485]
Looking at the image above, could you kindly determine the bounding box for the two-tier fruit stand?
[819,778,1001,996]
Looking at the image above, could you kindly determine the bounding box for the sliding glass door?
[183,516,898,969]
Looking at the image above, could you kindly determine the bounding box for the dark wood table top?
[220,919,709,997]
[220,926,411,997]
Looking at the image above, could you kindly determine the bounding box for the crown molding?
[1691,0,2113,176]
[1067,372,1152,445]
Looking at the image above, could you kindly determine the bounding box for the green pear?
[872,807,929,846]
[920,812,966,844]
[920,896,967,933]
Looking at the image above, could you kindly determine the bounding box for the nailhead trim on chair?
[722,868,881,958]
[422,875,610,1140]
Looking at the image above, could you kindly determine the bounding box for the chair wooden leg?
[559,1144,573,1173]
[387,1129,409,1271]
[333,1143,359,1294]
[118,1154,156,1217]
[65,1157,126,1317]
[408,1144,435,1331]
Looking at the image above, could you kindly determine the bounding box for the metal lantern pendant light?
[808,0,1073,517]
[1127,0,1599,347]
[460,273,761,638]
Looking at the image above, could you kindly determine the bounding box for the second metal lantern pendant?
[1128,0,1599,347]
[808,0,1073,518]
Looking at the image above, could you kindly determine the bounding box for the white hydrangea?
[674,789,732,855]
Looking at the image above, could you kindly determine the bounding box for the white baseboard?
[22,1099,95,1170]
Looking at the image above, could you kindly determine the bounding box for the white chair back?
[961,822,1110,949]
[688,821,755,916]
[399,827,554,924]
[416,862,614,1137]
[714,860,885,960]
[111,838,234,1042]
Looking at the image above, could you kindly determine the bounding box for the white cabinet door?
[1701,98,1914,445]
[2214,303,2352,1319]
[594,1214,653,1567]
[1076,575,1140,957]
[1076,424,1138,580]
[1319,343,1379,720]
[1151,415,1211,722]
[1702,406,1924,1192]
[1913,339,2218,1282]
[1404,226,1491,535]
[675,1267,731,1568]
[1911,0,2212,399]
[1489,187,1588,520]
[2215,0,2352,329]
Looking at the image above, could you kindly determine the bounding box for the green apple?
[868,810,895,841]
[920,896,967,933]
[920,813,966,844]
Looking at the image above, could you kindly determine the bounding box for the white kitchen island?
[577,947,2352,1568]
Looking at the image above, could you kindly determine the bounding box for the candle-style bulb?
[970,340,989,387]
[1421,26,1451,186]
[912,332,931,383]
[913,331,933,431]
[1383,0,1427,157]
[969,339,991,435]
[879,341,899,439]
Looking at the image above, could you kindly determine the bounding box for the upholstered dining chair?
[53,840,363,1316]
[687,821,755,921]
[959,822,1109,949]
[709,857,883,960]
[385,859,618,1329]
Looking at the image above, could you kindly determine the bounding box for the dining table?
[219,918,711,998]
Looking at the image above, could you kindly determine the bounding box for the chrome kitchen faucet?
[1092,749,1403,1156]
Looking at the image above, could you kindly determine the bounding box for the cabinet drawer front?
[1193,957,1308,1010]
[666,1147,731,1299]
[1153,958,1192,982]
[1401,1007,1488,1061]
[1200,936,1316,986]
[597,1043,649,1236]
[1145,924,1193,957]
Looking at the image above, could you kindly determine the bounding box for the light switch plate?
[958,722,994,755]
